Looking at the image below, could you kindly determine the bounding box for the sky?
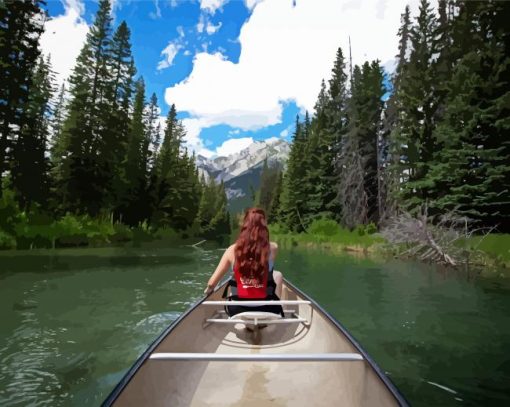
[40,0,428,158]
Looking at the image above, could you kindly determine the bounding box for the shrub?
[153,227,179,241]
[308,218,340,236]
[365,222,378,235]
[0,229,16,250]
[268,223,289,235]
[0,189,21,236]
[111,223,133,243]
[54,214,88,247]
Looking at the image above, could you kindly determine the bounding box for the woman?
[204,207,284,317]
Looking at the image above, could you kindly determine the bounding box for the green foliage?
[0,229,16,250]
[268,223,289,235]
[0,188,21,236]
[271,226,383,249]
[10,55,54,210]
[0,0,45,197]
[307,218,340,236]
[426,1,510,230]
[153,227,180,241]
[469,234,510,264]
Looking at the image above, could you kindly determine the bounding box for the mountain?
[196,138,290,214]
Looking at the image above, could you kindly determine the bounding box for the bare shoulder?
[270,241,278,250]
[227,243,236,260]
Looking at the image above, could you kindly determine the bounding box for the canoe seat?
[202,300,312,328]
[204,311,309,328]
[232,311,282,326]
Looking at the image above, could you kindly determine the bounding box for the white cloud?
[197,13,205,33]
[157,41,182,70]
[200,0,228,14]
[169,0,427,143]
[181,117,210,154]
[206,21,222,35]
[39,0,89,86]
[279,126,292,138]
[245,0,264,11]
[216,137,254,156]
[149,0,162,19]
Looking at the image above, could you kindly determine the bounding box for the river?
[1,244,509,406]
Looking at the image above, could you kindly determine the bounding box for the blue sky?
[41,0,427,157]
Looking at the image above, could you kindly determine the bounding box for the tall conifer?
[11,55,54,209]
[0,0,45,198]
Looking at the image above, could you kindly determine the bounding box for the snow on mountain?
[196,137,290,184]
[195,138,290,211]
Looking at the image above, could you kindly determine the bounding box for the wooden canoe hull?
[103,278,408,406]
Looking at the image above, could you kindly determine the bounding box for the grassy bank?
[267,220,510,270]
[269,226,384,254]
[0,210,227,251]
[0,213,185,250]
[268,220,386,256]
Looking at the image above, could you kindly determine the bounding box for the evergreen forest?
[256,0,510,243]
[0,0,230,249]
[1,0,509,256]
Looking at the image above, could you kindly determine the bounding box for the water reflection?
[0,245,508,406]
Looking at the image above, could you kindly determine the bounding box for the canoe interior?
[110,281,403,406]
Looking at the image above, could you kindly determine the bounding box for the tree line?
[0,0,230,248]
[257,0,510,234]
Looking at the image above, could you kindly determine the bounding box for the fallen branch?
[191,240,206,248]
[380,205,486,267]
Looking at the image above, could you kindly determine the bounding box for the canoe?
[102,277,408,406]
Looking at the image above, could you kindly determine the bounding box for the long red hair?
[235,207,270,280]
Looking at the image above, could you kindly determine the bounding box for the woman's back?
[205,208,283,306]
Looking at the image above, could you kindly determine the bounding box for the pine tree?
[257,157,281,218]
[180,152,202,231]
[268,170,283,224]
[324,47,349,220]
[49,81,69,212]
[338,62,385,228]
[49,81,68,164]
[196,177,219,234]
[0,0,45,198]
[59,0,113,215]
[119,77,147,225]
[11,55,54,209]
[103,20,135,211]
[381,5,412,221]
[146,92,161,170]
[209,180,231,238]
[303,77,342,223]
[152,104,191,229]
[428,0,510,231]
[279,116,308,231]
[397,0,440,210]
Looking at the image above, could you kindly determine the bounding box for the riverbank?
[270,227,510,270]
[0,211,229,251]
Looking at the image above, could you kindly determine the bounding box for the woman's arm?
[204,245,233,295]
[270,241,278,261]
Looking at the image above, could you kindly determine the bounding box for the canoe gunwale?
[282,278,410,407]
[101,288,212,407]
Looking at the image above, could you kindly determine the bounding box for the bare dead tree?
[380,204,494,267]
[338,133,368,229]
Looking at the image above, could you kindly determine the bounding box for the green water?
[0,245,509,406]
